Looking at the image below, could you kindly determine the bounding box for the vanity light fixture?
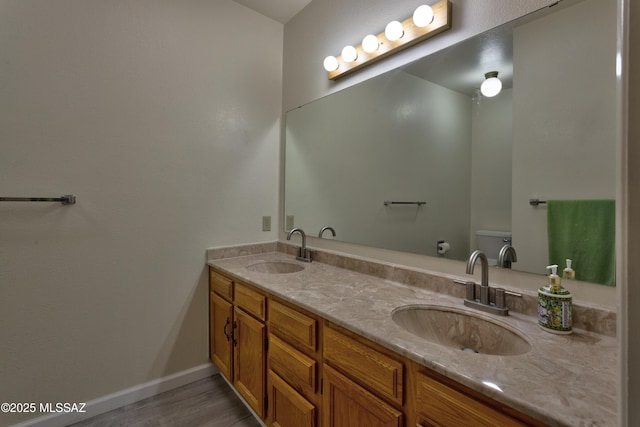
[413,5,435,27]
[362,34,380,53]
[323,55,339,72]
[341,45,358,62]
[323,0,452,80]
[385,20,404,41]
[480,71,502,97]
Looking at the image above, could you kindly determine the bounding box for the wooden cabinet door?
[322,364,403,427]
[234,307,266,418]
[210,292,233,381]
[268,370,316,427]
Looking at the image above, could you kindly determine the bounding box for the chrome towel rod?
[529,198,547,206]
[0,195,76,205]
[384,201,426,206]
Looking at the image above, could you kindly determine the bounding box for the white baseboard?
[12,363,218,427]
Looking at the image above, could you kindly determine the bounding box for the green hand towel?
[547,199,615,286]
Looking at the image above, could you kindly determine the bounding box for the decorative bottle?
[538,265,572,334]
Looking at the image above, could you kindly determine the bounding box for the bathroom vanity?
[207,244,617,427]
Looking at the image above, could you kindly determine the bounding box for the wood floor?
[69,375,262,427]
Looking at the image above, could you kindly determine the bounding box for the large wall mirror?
[285,0,617,286]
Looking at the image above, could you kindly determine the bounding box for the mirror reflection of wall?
[286,71,473,260]
[284,0,617,285]
[511,0,617,278]
[470,90,513,253]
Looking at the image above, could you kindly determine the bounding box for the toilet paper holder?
[437,240,450,255]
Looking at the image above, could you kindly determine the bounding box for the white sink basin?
[246,261,305,274]
[391,305,531,356]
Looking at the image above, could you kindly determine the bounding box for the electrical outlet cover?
[262,216,271,231]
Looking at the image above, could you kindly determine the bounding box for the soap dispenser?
[538,265,573,334]
[563,259,576,280]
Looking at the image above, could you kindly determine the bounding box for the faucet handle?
[495,288,507,309]
[465,282,476,301]
[454,279,477,302]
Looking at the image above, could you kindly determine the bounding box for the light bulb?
[323,56,339,72]
[413,5,434,27]
[341,45,358,62]
[385,21,404,41]
[362,35,379,53]
[480,71,502,97]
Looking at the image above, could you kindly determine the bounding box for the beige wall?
[0,1,282,425]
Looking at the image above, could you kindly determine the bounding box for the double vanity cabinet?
[209,266,547,427]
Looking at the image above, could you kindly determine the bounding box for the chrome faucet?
[466,250,489,289]
[287,227,312,262]
[498,244,518,269]
[466,250,490,305]
[318,226,336,238]
[464,250,508,316]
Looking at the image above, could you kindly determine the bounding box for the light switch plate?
[286,215,294,230]
[262,216,271,231]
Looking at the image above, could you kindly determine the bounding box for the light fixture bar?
[327,0,452,80]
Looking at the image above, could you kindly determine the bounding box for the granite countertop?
[207,251,617,427]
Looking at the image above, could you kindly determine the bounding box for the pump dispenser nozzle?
[546,264,561,287]
[563,259,576,280]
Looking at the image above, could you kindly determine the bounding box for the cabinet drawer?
[324,326,403,406]
[416,372,529,427]
[269,334,317,396]
[270,300,317,352]
[209,269,233,301]
[235,282,266,321]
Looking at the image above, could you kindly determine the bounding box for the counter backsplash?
[206,241,615,337]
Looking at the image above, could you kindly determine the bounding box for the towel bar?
[0,195,76,205]
[384,201,426,206]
